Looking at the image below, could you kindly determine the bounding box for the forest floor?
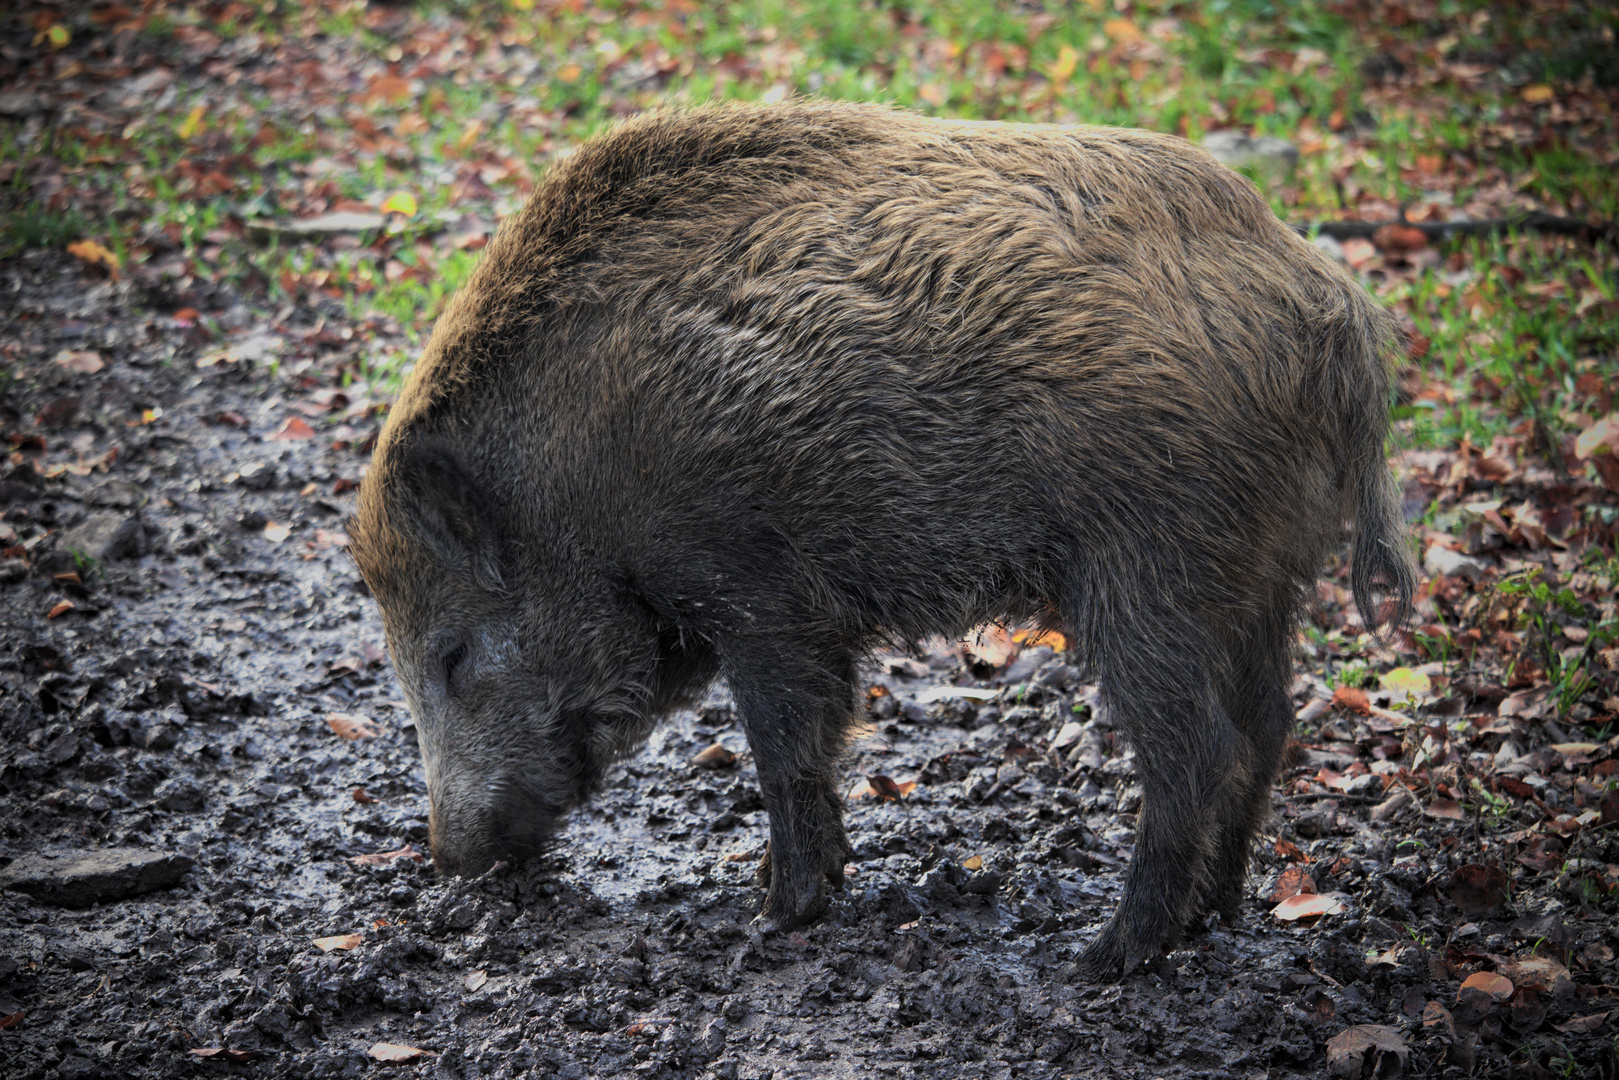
[2,2,1618,1078]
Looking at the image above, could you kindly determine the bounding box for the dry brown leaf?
[1331,685,1370,713]
[1010,627,1068,651]
[52,349,104,373]
[271,416,316,440]
[349,845,424,866]
[312,933,362,952]
[46,600,75,619]
[1272,892,1344,920]
[1459,971,1514,1001]
[691,742,737,769]
[1497,956,1569,992]
[961,855,983,871]
[964,624,1018,670]
[327,713,380,739]
[866,774,915,801]
[67,238,120,271]
[1326,1025,1408,1078]
[189,1048,259,1062]
[1270,867,1317,903]
[1424,798,1465,820]
[1553,1011,1609,1034]
[1274,838,1308,862]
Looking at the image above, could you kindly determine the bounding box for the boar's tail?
[1331,290,1417,636]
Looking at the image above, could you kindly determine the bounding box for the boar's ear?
[395,439,504,592]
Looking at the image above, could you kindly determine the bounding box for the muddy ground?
[1,248,1616,1080]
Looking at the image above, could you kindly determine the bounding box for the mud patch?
[2,250,1616,1080]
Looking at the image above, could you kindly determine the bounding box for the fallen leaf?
[1104,18,1143,42]
[691,742,736,768]
[189,1048,259,1062]
[349,845,424,866]
[1380,667,1432,701]
[1497,955,1570,992]
[1274,838,1308,862]
[465,970,488,992]
[365,74,413,105]
[262,522,291,543]
[1342,237,1378,269]
[327,712,380,739]
[381,190,418,216]
[178,103,205,139]
[867,774,915,801]
[46,600,75,619]
[313,933,362,952]
[961,855,983,871]
[0,1011,23,1030]
[352,788,376,803]
[1373,224,1428,254]
[913,685,1001,703]
[1553,1011,1609,1034]
[1010,627,1068,651]
[1460,971,1514,1001]
[1574,415,1617,458]
[66,238,120,272]
[369,1043,433,1062]
[1424,798,1465,820]
[271,416,316,440]
[52,349,104,373]
[1520,83,1554,104]
[1052,720,1084,749]
[1270,866,1317,903]
[1332,686,1371,713]
[1047,44,1079,82]
[1326,1025,1408,1078]
[964,624,1018,670]
[1317,767,1354,792]
[1272,892,1344,920]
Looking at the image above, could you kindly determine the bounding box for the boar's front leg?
[719,636,857,933]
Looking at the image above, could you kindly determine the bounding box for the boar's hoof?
[1077,923,1158,982]
[752,842,846,934]
[753,841,848,891]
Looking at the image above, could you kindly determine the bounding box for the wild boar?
[348,100,1414,977]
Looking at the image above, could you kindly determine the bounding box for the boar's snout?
[426,770,567,878]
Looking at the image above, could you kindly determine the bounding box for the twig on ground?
[1292,211,1618,246]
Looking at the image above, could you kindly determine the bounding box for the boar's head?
[349,434,664,878]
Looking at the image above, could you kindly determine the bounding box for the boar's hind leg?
[1077,617,1249,979]
[1202,626,1295,920]
[720,639,857,934]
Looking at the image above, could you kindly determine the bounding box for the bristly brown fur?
[349,100,1416,979]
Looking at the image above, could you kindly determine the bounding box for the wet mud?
[2,251,1616,1079]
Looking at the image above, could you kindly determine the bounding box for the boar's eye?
[441,641,469,691]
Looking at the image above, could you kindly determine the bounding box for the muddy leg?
[1202,637,1293,920]
[719,638,856,933]
[1076,619,1247,979]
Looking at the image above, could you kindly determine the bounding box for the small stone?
[1424,543,1486,581]
[61,511,146,562]
[1202,132,1300,179]
[1312,234,1346,262]
[0,848,195,907]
